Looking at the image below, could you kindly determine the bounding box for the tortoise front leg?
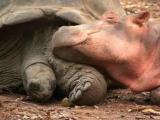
[51,56,107,105]
[66,65,107,105]
[22,61,56,102]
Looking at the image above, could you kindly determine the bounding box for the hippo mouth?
[103,46,160,93]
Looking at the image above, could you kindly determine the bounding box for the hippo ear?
[132,11,150,27]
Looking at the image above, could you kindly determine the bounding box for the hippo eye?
[106,18,118,24]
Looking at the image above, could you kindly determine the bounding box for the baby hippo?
[53,11,160,104]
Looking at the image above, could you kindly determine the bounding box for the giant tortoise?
[0,0,125,105]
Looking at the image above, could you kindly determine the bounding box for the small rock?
[74,105,80,109]
[30,115,40,120]
[61,98,74,107]
[96,116,100,119]
[128,109,132,112]
[120,115,125,118]
[94,105,99,109]
[135,116,146,120]
[22,115,30,119]
[81,106,86,108]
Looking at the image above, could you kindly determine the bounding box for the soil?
[1,89,160,120]
[1,0,160,120]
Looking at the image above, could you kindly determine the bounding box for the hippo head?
[53,11,160,92]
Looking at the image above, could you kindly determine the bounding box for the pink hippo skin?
[53,11,160,97]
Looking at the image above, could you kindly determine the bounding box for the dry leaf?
[142,108,160,116]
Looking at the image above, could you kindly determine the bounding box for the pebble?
[61,98,74,107]
[135,116,146,120]
[22,115,30,119]
[94,105,99,109]
[74,105,80,109]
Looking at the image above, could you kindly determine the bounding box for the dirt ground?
[1,0,160,120]
[1,89,160,120]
